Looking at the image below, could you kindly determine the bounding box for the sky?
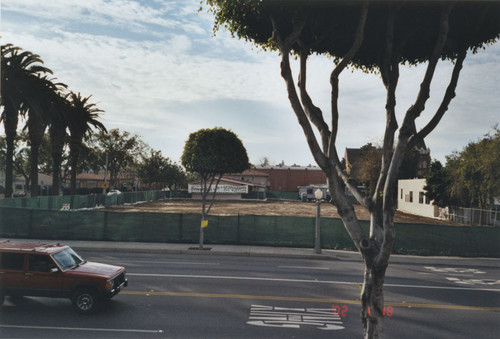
[1,0,499,168]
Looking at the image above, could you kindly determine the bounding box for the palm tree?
[23,76,66,196]
[66,92,106,195]
[1,44,53,198]
[48,92,71,196]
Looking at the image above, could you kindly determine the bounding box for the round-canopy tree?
[204,0,499,337]
[181,127,249,249]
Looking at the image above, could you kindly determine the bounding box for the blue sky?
[1,0,499,167]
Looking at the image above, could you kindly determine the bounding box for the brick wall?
[255,167,327,192]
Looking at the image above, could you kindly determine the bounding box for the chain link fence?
[445,206,500,227]
[0,190,184,210]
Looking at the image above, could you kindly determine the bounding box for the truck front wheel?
[72,288,99,314]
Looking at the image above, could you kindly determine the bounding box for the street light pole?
[314,188,323,254]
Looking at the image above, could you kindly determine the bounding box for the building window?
[425,195,431,205]
[400,189,403,199]
[409,191,413,203]
[419,192,424,204]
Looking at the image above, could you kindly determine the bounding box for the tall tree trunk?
[4,136,14,198]
[49,123,65,196]
[3,107,19,198]
[29,145,39,197]
[28,117,45,197]
[69,139,81,195]
[361,264,388,338]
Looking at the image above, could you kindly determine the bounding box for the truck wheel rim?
[77,294,93,310]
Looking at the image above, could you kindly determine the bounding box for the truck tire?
[72,288,99,314]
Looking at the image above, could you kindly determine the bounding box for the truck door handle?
[25,273,34,276]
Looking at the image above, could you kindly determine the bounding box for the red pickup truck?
[0,241,127,313]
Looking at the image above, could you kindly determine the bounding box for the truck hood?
[66,261,124,278]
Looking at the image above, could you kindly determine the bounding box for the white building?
[397,178,441,219]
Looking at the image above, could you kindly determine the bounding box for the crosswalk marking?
[247,305,345,330]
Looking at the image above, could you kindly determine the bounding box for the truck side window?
[0,252,25,270]
[28,254,53,272]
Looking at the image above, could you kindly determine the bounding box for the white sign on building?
[188,184,248,194]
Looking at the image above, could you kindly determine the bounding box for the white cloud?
[1,0,498,166]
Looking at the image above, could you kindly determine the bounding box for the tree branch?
[206,174,223,215]
[329,0,369,150]
[325,1,370,207]
[402,3,454,129]
[298,51,331,152]
[374,6,401,213]
[271,17,328,169]
[376,5,455,268]
[412,49,467,146]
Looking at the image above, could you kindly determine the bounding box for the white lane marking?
[424,267,486,274]
[128,273,500,292]
[119,260,220,265]
[0,325,163,333]
[278,265,329,271]
[247,305,344,330]
[445,277,500,285]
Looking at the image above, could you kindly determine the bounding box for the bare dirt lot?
[106,199,459,225]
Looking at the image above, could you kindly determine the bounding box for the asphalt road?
[0,251,498,338]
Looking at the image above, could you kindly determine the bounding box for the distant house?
[73,172,133,191]
[398,178,441,219]
[0,172,53,197]
[224,170,270,188]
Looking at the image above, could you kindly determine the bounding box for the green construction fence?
[0,206,498,257]
[0,190,179,210]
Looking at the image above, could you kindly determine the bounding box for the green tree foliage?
[88,129,145,191]
[424,160,453,208]
[351,143,382,194]
[204,1,499,336]
[138,150,186,191]
[426,129,500,209]
[445,128,500,209]
[352,143,427,194]
[181,127,249,248]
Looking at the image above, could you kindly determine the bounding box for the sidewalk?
[3,238,497,266]
[3,238,358,261]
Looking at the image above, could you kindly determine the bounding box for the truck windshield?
[52,247,84,271]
